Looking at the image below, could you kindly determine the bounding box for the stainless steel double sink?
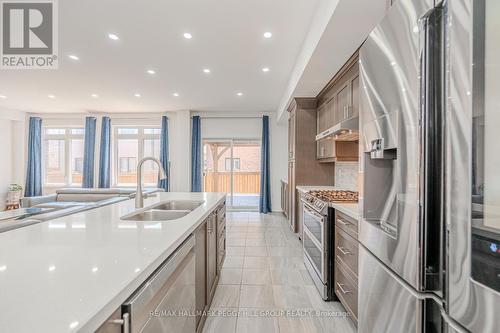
[121,200,204,221]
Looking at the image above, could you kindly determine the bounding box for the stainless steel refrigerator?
[358,0,500,332]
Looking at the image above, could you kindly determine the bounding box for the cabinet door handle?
[337,246,351,255]
[337,219,349,226]
[336,282,350,294]
[207,217,213,233]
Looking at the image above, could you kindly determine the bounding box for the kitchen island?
[0,192,226,333]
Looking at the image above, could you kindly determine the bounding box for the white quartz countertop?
[296,185,359,220]
[0,192,226,333]
[330,202,359,220]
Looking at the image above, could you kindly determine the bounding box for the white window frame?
[42,126,85,188]
[112,126,161,187]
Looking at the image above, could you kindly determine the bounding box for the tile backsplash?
[335,162,358,191]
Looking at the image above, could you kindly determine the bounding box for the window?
[119,157,137,172]
[73,157,84,173]
[144,128,161,135]
[225,158,241,171]
[113,126,162,186]
[117,128,139,135]
[43,127,85,186]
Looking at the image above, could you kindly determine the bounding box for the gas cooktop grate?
[308,190,359,203]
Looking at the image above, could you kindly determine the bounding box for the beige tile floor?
[202,212,357,333]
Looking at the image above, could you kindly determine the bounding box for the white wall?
[201,116,261,140]
[21,110,287,212]
[197,111,288,212]
[170,111,191,192]
[0,109,26,209]
[269,113,288,211]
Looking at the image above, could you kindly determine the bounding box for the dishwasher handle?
[108,312,130,333]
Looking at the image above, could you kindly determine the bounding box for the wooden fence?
[117,171,158,185]
[204,172,260,193]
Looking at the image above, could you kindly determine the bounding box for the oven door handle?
[303,204,325,223]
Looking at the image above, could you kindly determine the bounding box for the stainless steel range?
[301,190,358,300]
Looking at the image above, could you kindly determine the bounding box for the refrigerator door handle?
[418,4,445,293]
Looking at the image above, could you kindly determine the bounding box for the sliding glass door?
[203,139,261,211]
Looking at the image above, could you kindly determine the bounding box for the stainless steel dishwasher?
[122,235,196,333]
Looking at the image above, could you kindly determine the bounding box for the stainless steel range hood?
[315,116,359,141]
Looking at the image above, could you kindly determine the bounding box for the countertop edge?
[329,202,359,221]
[80,194,226,333]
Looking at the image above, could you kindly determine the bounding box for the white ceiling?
[277,0,388,121]
[0,0,322,114]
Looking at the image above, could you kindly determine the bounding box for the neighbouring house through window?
[43,127,85,187]
[113,126,161,186]
[225,158,241,171]
[119,157,137,173]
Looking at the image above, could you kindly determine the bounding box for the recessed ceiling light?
[146,69,156,75]
[0,265,6,272]
[236,92,243,96]
[48,94,55,99]
[173,93,179,97]
[91,267,98,273]
[203,68,211,74]
[48,265,56,272]
[108,33,119,40]
[263,32,272,38]
[183,32,192,39]
[134,93,141,98]
[68,55,79,61]
[69,321,79,330]
[0,95,6,99]
[262,67,270,72]
[91,94,99,98]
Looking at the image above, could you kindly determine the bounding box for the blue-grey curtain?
[25,117,43,197]
[191,116,202,192]
[98,116,112,188]
[158,116,170,191]
[259,116,272,213]
[82,116,97,188]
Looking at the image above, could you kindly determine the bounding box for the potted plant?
[7,184,23,204]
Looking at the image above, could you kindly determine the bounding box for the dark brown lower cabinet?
[195,221,207,333]
[206,212,218,305]
[334,211,359,326]
[216,202,226,273]
[197,200,226,333]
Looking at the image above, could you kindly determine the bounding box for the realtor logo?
[1,0,58,69]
